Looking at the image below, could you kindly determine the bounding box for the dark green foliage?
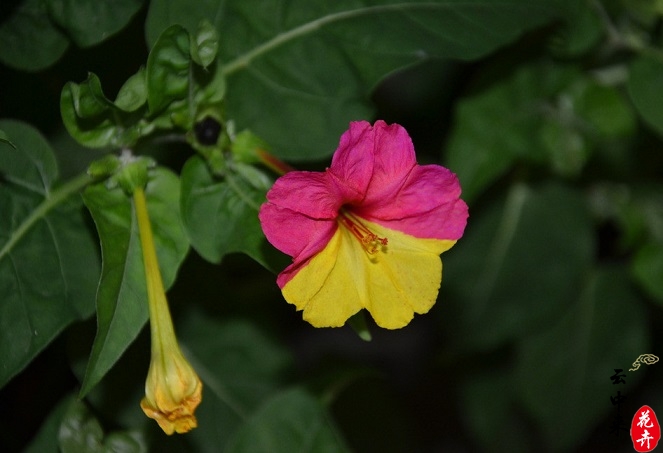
[1,0,662,451]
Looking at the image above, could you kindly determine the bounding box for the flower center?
[338,210,388,254]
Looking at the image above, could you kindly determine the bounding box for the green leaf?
[549,0,603,57]
[632,242,663,305]
[442,183,594,353]
[46,0,145,47]
[60,72,151,148]
[146,0,563,160]
[146,24,192,115]
[0,119,99,389]
[0,129,16,148]
[191,20,219,68]
[177,310,293,451]
[0,0,69,71]
[180,155,287,271]
[628,53,663,138]
[58,398,146,453]
[115,67,149,112]
[79,167,189,396]
[144,24,226,132]
[0,121,58,194]
[573,80,636,139]
[514,267,649,451]
[226,388,350,453]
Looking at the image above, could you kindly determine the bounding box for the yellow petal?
[282,227,363,327]
[281,218,456,329]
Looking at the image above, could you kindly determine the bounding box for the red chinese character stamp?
[631,405,661,452]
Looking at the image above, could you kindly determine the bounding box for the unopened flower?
[134,187,202,434]
[259,120,468,329]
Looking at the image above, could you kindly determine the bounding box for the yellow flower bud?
[134,186,202,435]
[140,338,203,435]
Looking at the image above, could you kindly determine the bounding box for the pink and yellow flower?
[259,120,468,329]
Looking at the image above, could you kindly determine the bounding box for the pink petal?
[355,165,468,240]
[259,203,337,262]
[359,121,417,207]
[266,171,342,219]
[327,121,375,203]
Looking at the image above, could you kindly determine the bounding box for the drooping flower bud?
[134,186,202,434]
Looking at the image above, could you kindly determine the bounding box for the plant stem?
[132,187,177,353]
[222,3,427,75]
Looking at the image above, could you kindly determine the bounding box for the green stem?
[0,172,93,262]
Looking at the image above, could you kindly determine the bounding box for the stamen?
[339,211,388,254]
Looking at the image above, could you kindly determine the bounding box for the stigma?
[338,211,388,254]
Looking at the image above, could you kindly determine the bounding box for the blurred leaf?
[540,118,589,177]
[146,24,192,115]
[190,20,219,68]
[632,242,663,305]
[65,320,150,432]
[24,395,75,453]
[0,0,69,71]
[58,398,146,453]
[460,367,534,452]
[628,53,663,137]
[0,129,16,148]
[226,388,350,453]
[443,183,594,352]
[549,0,603,57]
[588,182,663,251]
[181,311,292,412]
[0,119,99,389]
[446,60,633,201]
[514,267,649,451]
[45,0,144,47]
[180,155,287,271]
[623,0,663,26]
[146,0,563,160]
[177,310,293,451]
[446,62,577,201]
[61,72,152,148]
[79,167,189,396]
[59,399,104,453]
[574,82,636,138]
[115,67,149,112]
